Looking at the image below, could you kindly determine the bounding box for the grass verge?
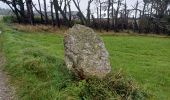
[1,22,170,99]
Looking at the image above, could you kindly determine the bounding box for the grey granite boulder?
[64,24,111,79]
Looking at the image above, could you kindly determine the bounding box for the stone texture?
[64,24,111,79]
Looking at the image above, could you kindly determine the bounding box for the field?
[0,22,170,100]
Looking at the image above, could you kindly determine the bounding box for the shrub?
[78,71,148,100]
[3,16,16,23]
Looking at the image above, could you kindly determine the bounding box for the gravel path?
[0,53,14,100]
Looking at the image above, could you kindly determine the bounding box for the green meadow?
[0,22,170,100]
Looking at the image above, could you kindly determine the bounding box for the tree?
[17,0,25,22]
[67,0,72,22]
[111,0,115,29]
[133,0,139,31]
[43,0,48,24]
[72,0,87,24]
[38,0,44,23]
[53,0,70,26]
[53,0,61,27]
[87,0,94,25]
[25,0,34,25]
[123,0,128,29]
[115,0,122,31]
[0,0,169,34]
[94,0,106,31]
[50,0,55,26]
[107,0,111,32]
[0,0,26,23]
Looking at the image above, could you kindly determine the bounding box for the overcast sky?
[0,0,143,13]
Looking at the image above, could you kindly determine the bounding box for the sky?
[0,0,143,15]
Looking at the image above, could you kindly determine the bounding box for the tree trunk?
[38,0,44,23]
[72,0,87,25]
[87,0,93,25]
[44,0,48,24]
[53,0,61,27]
[53,0,70,26]
[124,0,128,29]
[51,0,55,26]
[12,0,21,23]
[134,0,139,31]
[111,0,115,30]
[107,0,111,32]
[18,0,26,23]
[68,0,72,22]
[99,2,102,32]
[115,0,121,31]
[26,0,34,25]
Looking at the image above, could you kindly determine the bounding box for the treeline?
[1,0,170,34]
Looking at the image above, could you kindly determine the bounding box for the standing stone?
[64,24,111,79]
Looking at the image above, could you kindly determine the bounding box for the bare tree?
[50,0,55,26]
[64,0,67,14]
[115,0,122,31]
[94,0,105,31]
[67,0,72,22]
[133,0,139,31]
[53,0,60,27]
[53,0,70,26]
[43,0,48,24]
[0,0,170,34]
[107,0,111,31]
[12,0,21,23]
[25,0,35,25]
[38,0,44,23]
[124,0,128,29]
[87,0,94,25]
[72,0,87,24]
[111,0,115,29]
[17,0,25,23]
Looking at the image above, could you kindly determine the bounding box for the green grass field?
[0,22,170,100]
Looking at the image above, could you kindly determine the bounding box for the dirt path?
[0,53,14,100]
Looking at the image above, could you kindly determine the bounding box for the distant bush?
[33,16,42,24]
[12,23,67,33]
[3,16,16,23]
